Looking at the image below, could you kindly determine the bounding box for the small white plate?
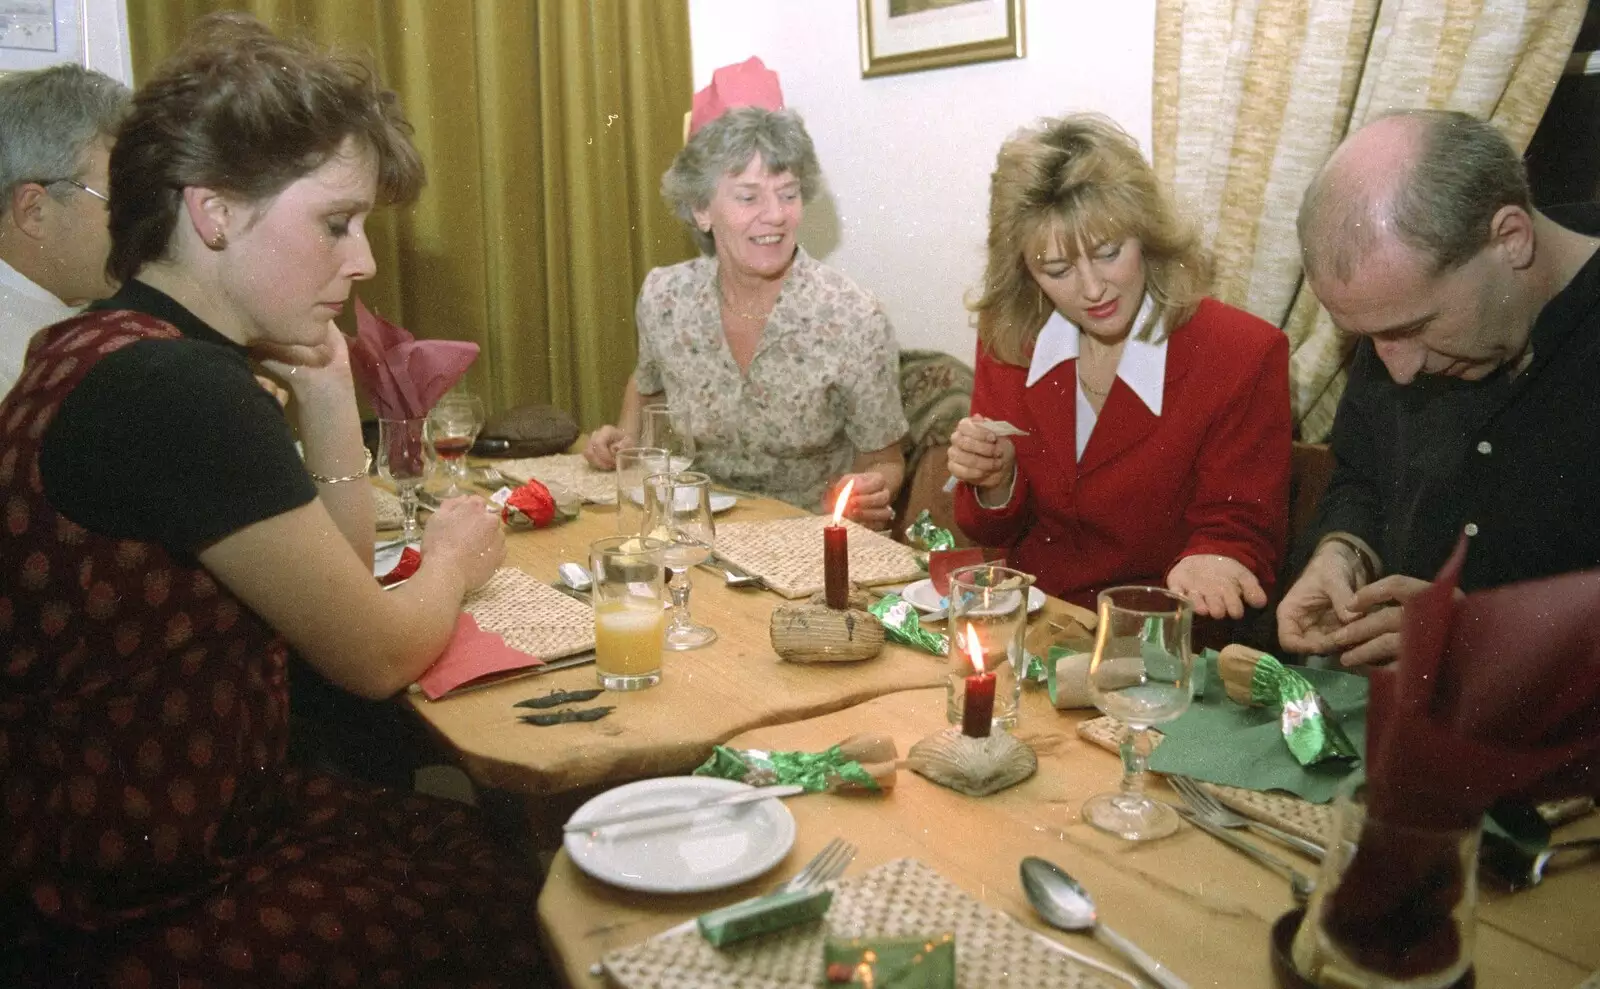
[901,577,1045,616]
[564,777,795,894]
[624,487,738,514]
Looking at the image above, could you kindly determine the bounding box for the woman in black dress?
[0,14,542,986]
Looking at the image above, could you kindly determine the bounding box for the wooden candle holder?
[770,603,885,663]
[906,727,1037,797]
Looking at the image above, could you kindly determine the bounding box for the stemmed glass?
[378,417,430,546]
[641,470,717,650]
[643,405,695,472]
[427,392,485,498]
[1083,585,1195,841]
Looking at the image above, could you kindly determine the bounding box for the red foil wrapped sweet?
[501,479,557,528]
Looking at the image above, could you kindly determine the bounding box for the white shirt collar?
[0,255,68,308]
[1024,294,1167,415]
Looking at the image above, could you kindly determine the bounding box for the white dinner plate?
[564,777,795,894]
[900,577,1045,616]
[623,487,738,514]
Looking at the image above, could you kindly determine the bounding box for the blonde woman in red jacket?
[948,114,1290,620]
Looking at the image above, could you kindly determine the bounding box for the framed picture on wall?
[858,0,1024,78]
[0,0,87,73]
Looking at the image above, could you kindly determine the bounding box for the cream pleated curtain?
[1152,0,1586,441]
[128,1,694,427]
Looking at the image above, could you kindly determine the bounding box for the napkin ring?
[309,447,373,485]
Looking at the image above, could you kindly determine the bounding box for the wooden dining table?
[404,487,1096,834]
[537,687,1600,989]
[399,481,1598,988]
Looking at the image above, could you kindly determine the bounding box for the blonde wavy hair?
[971,114,1211,366]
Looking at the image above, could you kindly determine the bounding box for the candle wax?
[823,524,849,609]
[962,671,996,738]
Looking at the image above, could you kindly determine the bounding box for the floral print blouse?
[634,249,908,511]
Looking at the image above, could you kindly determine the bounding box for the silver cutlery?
[700,555,768,590]
[1022,856,1187,989]
[1177,807,1316,903]
[564,784,805,834]
[1169,775,1326,860]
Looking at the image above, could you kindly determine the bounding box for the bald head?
[1298,110,1529,284]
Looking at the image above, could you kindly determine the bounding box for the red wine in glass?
[433,436,473,460]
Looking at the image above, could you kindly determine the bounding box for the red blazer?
[954,298,1290,610]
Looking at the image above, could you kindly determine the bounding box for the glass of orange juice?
[589,535,668,691]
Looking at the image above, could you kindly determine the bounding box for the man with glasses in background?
[0,64,128,393]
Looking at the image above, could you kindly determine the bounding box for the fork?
[700,555,769,590]
[1169,775,1326,860]
[638,837,858,948]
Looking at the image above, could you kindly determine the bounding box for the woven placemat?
[601,858,1119,989]
[464,566,593,660]
[1076,715,1332,844]
[372,487,403,530]
[496,453,617,504]
[713,516,924,599]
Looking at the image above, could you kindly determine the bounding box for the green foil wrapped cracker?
[1249,652,1359,766]
[868,594,949,656]
[1022,650,1049,684]
[825,934,955,987]
[694,744,880,793]
[904,510,956,570]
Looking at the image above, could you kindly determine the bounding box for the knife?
[1177,807,1316,901]
[564,784,805,833]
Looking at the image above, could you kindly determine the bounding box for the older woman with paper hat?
[948,114,1291,619]
[584,57,909,526]
[0,14,543,985]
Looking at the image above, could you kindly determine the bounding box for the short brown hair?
[1298,110,1530,282]
[108,12,424,282]
[971,114,1210,366]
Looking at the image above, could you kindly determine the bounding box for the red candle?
[960,624,996,739]
[823,479,855,610]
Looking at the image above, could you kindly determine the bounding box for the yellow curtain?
[127,0,695,428]
[1152,0,1585,441]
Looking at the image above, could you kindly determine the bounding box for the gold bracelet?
[308,447,373,485]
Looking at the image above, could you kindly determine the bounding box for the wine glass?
[641,470,716,650]
[378,417,430,546]
[427,392,485,498]
[1082,585,1195,841]
[643,405,695,472]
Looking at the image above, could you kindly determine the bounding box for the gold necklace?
[1078,372,1111,399]
[718,280,773,322]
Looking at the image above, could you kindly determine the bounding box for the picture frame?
[858,0,1025,79]
[0,0,87,74]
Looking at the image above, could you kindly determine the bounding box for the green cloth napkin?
[1146,653,1367,804]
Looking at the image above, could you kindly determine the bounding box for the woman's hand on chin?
[1166,553,1266,620]
[256,321,352,395]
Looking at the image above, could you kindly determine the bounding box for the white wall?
[689,0,1157,360]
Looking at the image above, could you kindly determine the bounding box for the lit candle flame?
[831,478,856,525]
[963,623,985,675]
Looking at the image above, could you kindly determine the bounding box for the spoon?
[1021,856,1189,989]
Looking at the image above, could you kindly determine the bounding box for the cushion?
[479,404,579,458]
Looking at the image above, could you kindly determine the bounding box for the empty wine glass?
[643,405,695,472]
[1082,585,1195,841]
[378,417,430,546]
[641,470,716,650]
[427,392,485,498]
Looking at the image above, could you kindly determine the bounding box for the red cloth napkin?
[348,297,479,419]
[414,613,545,701]
[929,549,1008,595]
[689,56,784,135]
[1368,538,1600,829]
[377,546,422,586]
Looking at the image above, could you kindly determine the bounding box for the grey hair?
[661,106,820,255]
[1299,109,1529,281]
[0,64,129,219]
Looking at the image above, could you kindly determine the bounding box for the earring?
[208,231,227,250]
